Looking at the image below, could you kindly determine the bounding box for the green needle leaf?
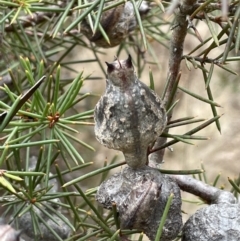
[52,1,74,38]
[213,173,221,187]
[0,95,22,132]
[6,171,45,176]
[216,63,238,75]
[58,74,83,114]
[53,66,61,108]
[34,207,63,241]
[138,232,144,241]
[178,86,222,107]
[112,202,120,229]
[0,176,16,193]
[0,76,45,132]
[205,62,214,89]
[161,132,194,145]
[159,169,204,175]
[228,177,240,193]
[221,6,240,63]
[204,12,219,47]
[130,0,147,50]
[202,69,221,133]
[109,229,120,241]
[3,172,23,181]
[166,118,205,128]
[64,0,100,33]
[235,19,240,54]
[153,115,222,152]
[63,161,125,187]
[149,67,155,90]
[93,0,105,34]
[54,128,85,164]
[0,140,59,150]
[154,193,173,241]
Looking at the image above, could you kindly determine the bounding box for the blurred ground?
[60,20,240,240]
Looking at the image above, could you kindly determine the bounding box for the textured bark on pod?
[0,219,22,241]
[94,56,176,240]
[182,203,240,241]
[19,211,71,241]
[81,1,150,48]
[96,166,182,241]
[94,55,167,168]
[175,175,240,241]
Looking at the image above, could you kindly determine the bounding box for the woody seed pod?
[94,55,167,168]
[182,203,240,241]
[81,1,150,48]
[96,166,182,241]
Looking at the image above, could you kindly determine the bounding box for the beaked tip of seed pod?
[105,62,115,73]
[125,54,132,68]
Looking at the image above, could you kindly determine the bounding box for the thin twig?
[5,12,55,32]
[149,1,198,166]
[163,0,199,107]
[171,175,236,204]
[4,1,68,32]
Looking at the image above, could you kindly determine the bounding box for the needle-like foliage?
[0,0,240,240]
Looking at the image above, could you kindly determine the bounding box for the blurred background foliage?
[0,0,240,240]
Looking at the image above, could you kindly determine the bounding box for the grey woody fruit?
[96,166,182,241]
[182,203,240,241]
[94,55,167,168]
[81,1,150,48]
[19,211,71,241]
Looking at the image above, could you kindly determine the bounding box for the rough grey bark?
[182,203,240,241]
[94,55,166,168]
[172,175,240,241]
[94,56,179,241]
[96,166,182,241]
